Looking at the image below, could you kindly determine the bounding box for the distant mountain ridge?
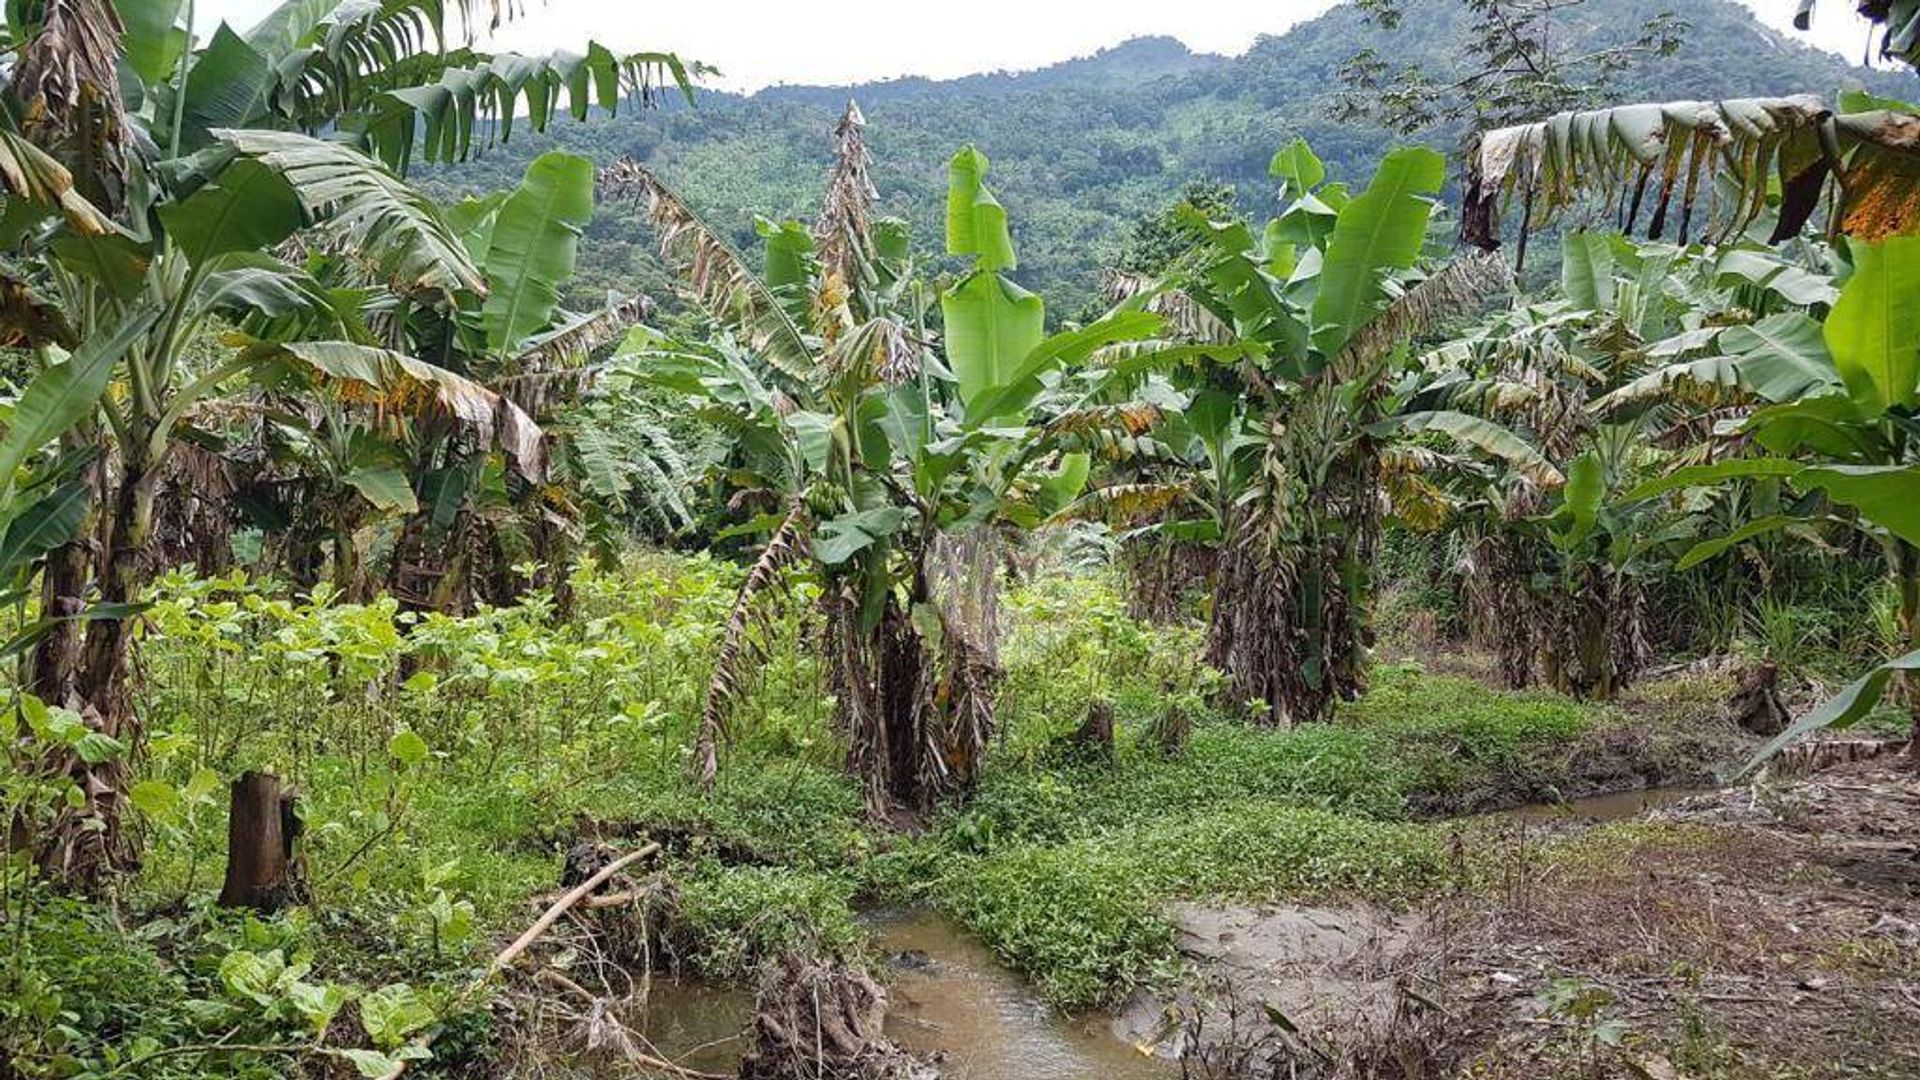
[750,36,1231,105]
[431,0,1917,318]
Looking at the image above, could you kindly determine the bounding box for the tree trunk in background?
[218,771,304,911]
[1120,536,1214,624]
[28,449,108,703]
[1464,533,1536,690]
[30,537,92,700]
[1206,506,1374,726]
[1539,564,1649,701]
[1068,698,1116,763]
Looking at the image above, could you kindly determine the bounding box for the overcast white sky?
[193,0,1891,92]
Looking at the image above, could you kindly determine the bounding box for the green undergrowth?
[5,560,1668,1075]
[916,801,1449,1005]
[876,658,1610,1009]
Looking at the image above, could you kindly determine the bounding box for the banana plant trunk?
[1121,535,1215,625]
[32,458,162,889]
[830,534,999,819]
[1207,523,1372,726]
[1538,563,1649,701]
[1467,533,1536,690]
[1205,407,1380,726]
[28,447,108,700]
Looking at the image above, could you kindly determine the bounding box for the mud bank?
[1118,758,1920,1078]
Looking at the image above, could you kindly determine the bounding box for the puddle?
[608,910,1173,1078]
[1483,785,1705,824]
[583,791,1703,1074]
[615,975,752,1074]
[873,909,1174,1080]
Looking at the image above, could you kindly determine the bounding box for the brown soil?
[1437,759,1920,1079]
[1129,756,1920,1079]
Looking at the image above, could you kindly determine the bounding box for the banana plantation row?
[2,0,1919,1076]
[1,0,1917,895]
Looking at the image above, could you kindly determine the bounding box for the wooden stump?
[1727,660,1788,736]
[1151,699,1192,758]
[218,771,304,911]
[1068,698,1116,764]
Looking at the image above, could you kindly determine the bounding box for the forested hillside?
[427,0,1913,316]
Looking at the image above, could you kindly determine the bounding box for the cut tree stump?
[218,771,305,911]
[1727,660,1788,736]
[1068,698,1117,763]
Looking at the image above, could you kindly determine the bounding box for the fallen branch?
[494,842,661,973]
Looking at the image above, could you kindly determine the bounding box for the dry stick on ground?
[493,842,661,972]
[390,843,665,1077]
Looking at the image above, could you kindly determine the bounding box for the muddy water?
[614,975,752,1074]
[1482,785,1704,824]
[618,910,1173,1078]
[872,909,1174,1080]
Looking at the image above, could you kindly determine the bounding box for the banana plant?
[612,108,1154,815]
[1079,139,1533,724]
[0,0,693,889]
[1416,232,1844,696]
[218,148,677,614]
[1632,234,1920,756]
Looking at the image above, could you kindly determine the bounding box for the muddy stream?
[602,787,1699,1077]
[618,907,1174,1078]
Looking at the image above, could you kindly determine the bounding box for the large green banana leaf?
[1826,234,1920,413]
[175,0,699,171]
[1310,146,1445,358]
[481,151,596,358]
[946,146,1016,271]
[210,129,484,295]
[0,310,157,500]
[941,273,1044,422]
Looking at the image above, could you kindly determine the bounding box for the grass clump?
[1139,801,1447,899]
[948,663,1602,853]
[675,865,866,978]
[936,843,1179,1008]
[931,801,1445,1009]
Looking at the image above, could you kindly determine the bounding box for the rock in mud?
[887,948,934,971]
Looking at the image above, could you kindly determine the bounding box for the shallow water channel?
[1482,785,1702,824]
[606,786,1702,1076]
[617,908,1175,1078]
